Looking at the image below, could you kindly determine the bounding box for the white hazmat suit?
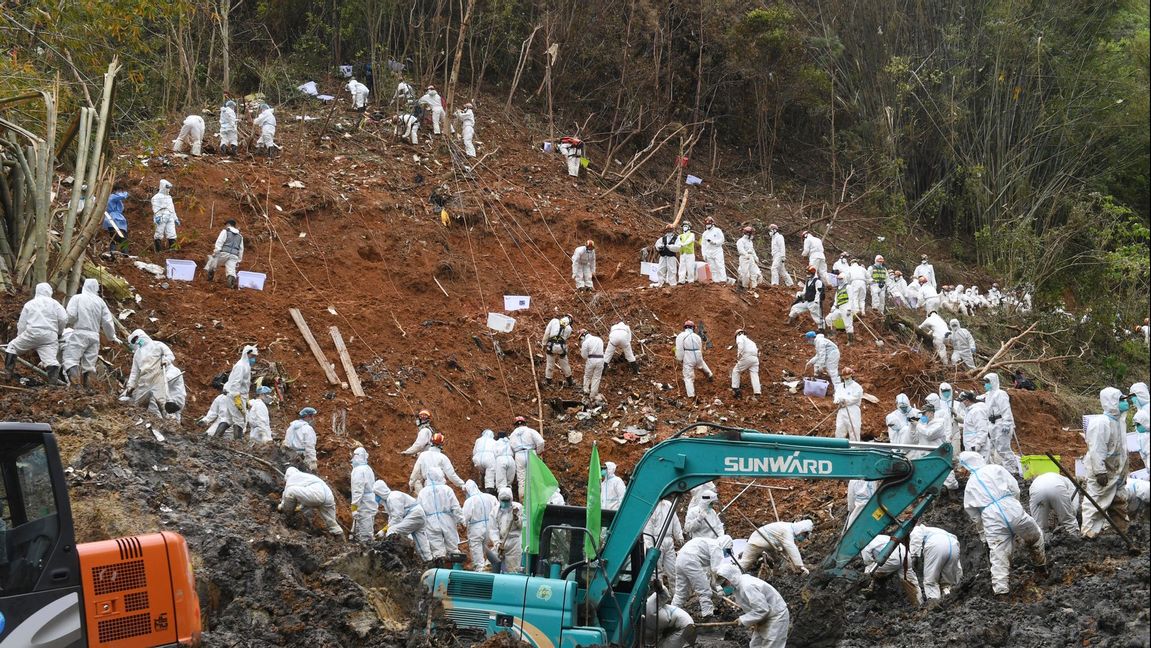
[731,332,761,396]
[6,283,67,375]
[376,481,432,560]
[510,423,545,498]
[1028,472,1080,536]
[737,233,762,289]
[716,564,790,648]
[454,106,476,157]
[833,376,863,442]
[462,481,497,570]
[700,223,726,283]
[571,244,596,290]
[683,490,724,539]
[984,373,1020,475]
[601,462,627,511]
[1081,387,1130,537]
[417,467,465,560]
[492,488,524,573]
[580,333,606,401]
[63,279,118,380]
[644,499,684,590]
[279,467,342,536]
[151,180,179,244]
[123,329,185,421]
[675,327,713,399]
[172,114,205,155]
[671,535,733,618]
[908,525,961,600]
[738,520,811,574]
[350,448,378,542]
[768,229,792,286]
[861,534,921,605]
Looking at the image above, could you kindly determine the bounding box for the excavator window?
[0,440,61,595]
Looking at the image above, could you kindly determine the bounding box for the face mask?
[941,390,951,399]
[248,357,257,366]
[682,227,690,232]
[706,224,713,229]
[1138,423,1148,434]
[500,501,510,509]
[1118,400,1130,413]
[721,585,734,596]
[920,415,930,424]
[899,405,909,413]
[845,378,853,384]
[983,383,992,393]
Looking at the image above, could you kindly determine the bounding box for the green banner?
[585,443,602,560]
[523,451,559,554]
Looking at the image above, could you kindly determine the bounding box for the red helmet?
[742,226,754,234]
[807,266,817,274]
[801,230,810,237]
[578,328,589,338]
[431,432,445,446]
[769,223,779,230]
[704,217,715,224]
[514,415,527,425]
[684,320,695,329]
[418,409,432,420]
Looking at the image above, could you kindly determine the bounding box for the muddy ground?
[2,94,1147,646]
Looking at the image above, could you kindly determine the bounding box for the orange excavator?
[0,423,201,647]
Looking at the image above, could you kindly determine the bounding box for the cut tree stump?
[288,308,341,385]
[329,326,366,397]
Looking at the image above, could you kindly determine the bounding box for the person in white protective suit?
[737,227,763,289]
[541,315,575,387]
[983,373,1021,476]
[395,112,420,144]
[374,480,432,560]
[418,86,447,135]
[958,451,1046,595]
[5,283,68,384]
[861,534,922,606]
[491,430,517,493]
[832,367,863,442]
[1029,472,1080,536]
[410,433,466,492]
[349,447,378,542]
[282,407,319,470]
[172,114,205,156]
[904,272,921,309]
[918,311,950,364]
[1130,382,1149,469]
[604,321,639,374]
[767,224,792,287]
[417,466,464,560]
[671,534,734,618]
[654,225,680,287]
[345,78,370,111]
[218,100,238,155]
[491,487,524,574]
[557,136,585,177]
[151,179,179,251]
[731,329,761,399]
[214,344,258,439]
[1126,477,1150,519]
[715,563,790,648]
[952,398,983,457]
[918,276,941,314]
[675,321,714,399]
[700,217,727,283]
[844,480,877,529]
[453,103,477,157]
[1081,387,1130,538]
[948,318,977,369]
[643,499,684,590]
[461,480,497,570]
[885,393,918,446]
[205,219,245,287]
[63,278,119,387]
[913,255,937,288]
[571,240,596,291]
[601,462,627,511]
[392,80,415,109]
[644,587,696,648]
[832,252,851,278]
[245,385,273,443]
[823,275,853,342]
[676,223,698,284]
[908,525,962,601]
[800,230,829,285]
[472,429,497,486]
[788,267,825,330]
[846,258,869,316]
[867,255,889,313]
[509,416,545,498]
[252,103,278,155]
[401,409,436,456]
[916,403,959,490]
[888,270,909,308]
[683,489,724,539]
[579,329,606,403]
[278,467,343,537]
[933,383,961,458]
[737,520,812,575]
[121,329,185,421]
[199,388,232,436]
[804,331,841,388]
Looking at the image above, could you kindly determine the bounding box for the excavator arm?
[586,423,953,644]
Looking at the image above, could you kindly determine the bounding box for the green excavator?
[423,423,954,647]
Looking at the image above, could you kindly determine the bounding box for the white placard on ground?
[504,295,531,311]
[487,312,516,333]
[1075,458,1086,477]
[641,262,659,281]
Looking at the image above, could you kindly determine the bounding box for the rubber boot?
[565,376,575,388]
[207,268,215,282]
[66,366,80,386]
[732,387,742,399]
[545,378,553,387]
[212,422,230,438]
[629,361,639,374]
[81,372,91,389]
[847,333,855,345]
[167,238,177,250]
[153,239,162,252]
[787,315,796,325]
[4,353,16,378]
[45,366,65,386]
[227,275,237,289]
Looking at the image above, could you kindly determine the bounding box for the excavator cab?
[0,422,201,647]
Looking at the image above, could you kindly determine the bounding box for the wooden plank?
[329,326,366,397]
[288,308,341,385]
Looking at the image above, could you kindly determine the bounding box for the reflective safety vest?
[870,264,888,284]
[221,229,243,255]
[677,232,695,255]
[835,286,849,307]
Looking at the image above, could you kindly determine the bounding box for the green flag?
[523,451,559,554]
[585,443,602,560]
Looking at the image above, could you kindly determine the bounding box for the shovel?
[856,318,885,347]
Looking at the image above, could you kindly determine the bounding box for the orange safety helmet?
[418,409,432,421]
[431,432,445,446]
[684,320,695,329]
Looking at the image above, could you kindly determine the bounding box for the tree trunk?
[446,0,476,109]
[221,0,232,93]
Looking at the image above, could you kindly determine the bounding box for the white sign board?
[640,262,659,282]
[487,312,516,333]
[504,295,531,311]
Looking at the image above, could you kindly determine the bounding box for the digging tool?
[803,407,837,436]
[856,317,884,347]
[695,620,741,628]
[1045,453,1138,553]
